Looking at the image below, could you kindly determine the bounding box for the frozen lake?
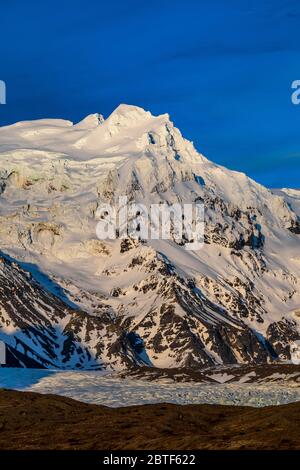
[1,368,300,407]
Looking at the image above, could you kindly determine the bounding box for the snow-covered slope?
[0,104,300,369]
[273,188,300,219]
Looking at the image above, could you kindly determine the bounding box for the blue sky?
[0,0,300,187]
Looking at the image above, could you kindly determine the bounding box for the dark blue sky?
[0,0,300,187]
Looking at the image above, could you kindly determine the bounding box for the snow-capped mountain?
[0,104,299,369]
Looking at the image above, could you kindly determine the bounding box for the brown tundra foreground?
[0,389,300,450]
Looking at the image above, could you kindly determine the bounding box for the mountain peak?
[106,104,153,127]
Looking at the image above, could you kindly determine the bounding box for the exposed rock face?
[0,250,273,369]
[0,104,299,369]
[0,254,153,369]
